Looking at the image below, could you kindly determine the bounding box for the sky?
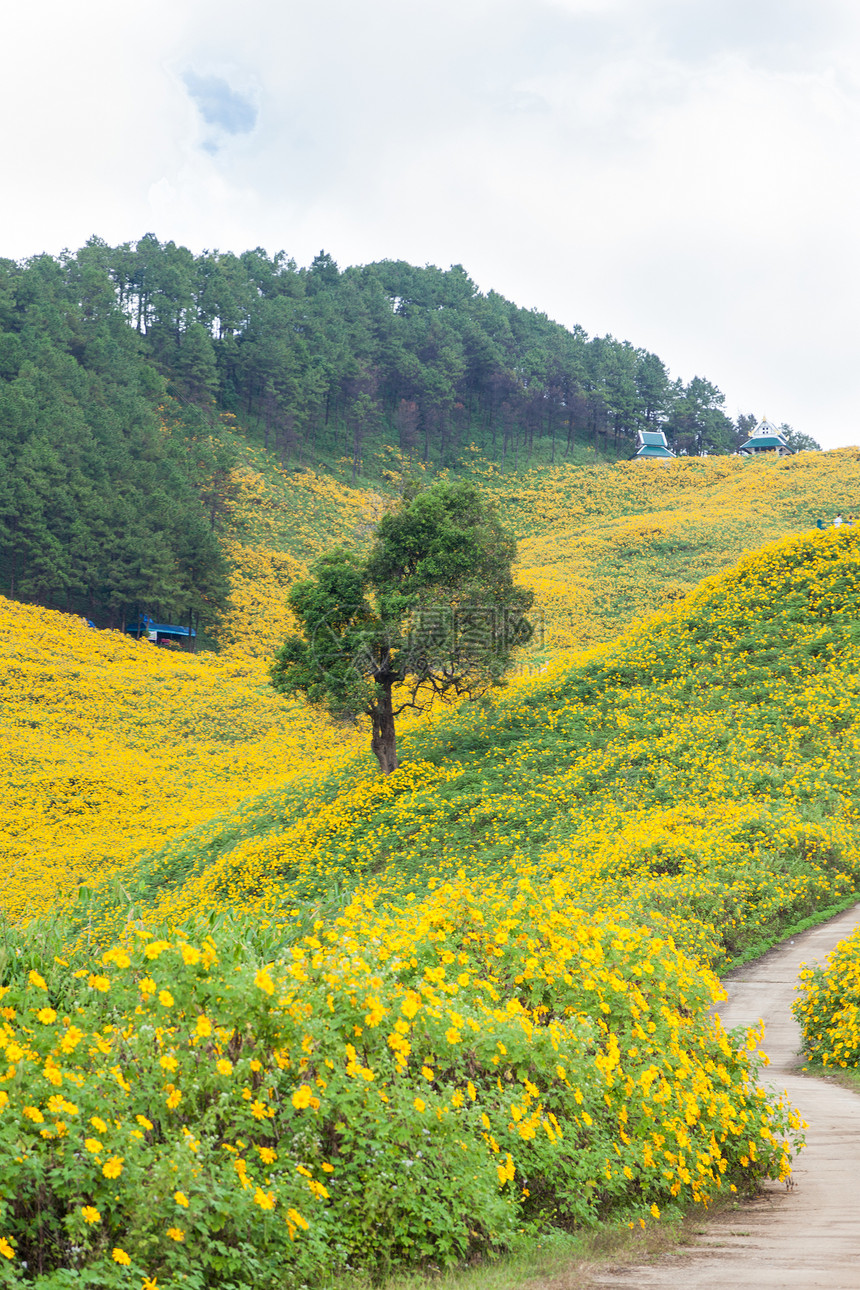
[4,0,860,447]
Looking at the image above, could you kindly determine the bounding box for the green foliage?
[0,248,229,627]
[270,480,533,772]
[9,235,760,498]
[0,906,799,1287]
[794,923,860,1067]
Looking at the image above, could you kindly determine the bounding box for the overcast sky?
[4,0,859,446]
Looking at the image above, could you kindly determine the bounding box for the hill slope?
[2,237,829,642]
[0,598,364,924]
[210,440,860,657]
[2,523,847,1284]
[38,524,858,976]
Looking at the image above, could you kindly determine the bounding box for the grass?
[324,1195,758,1290]
[799,1063,860,1096]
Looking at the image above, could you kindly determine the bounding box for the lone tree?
[270,479,534,773]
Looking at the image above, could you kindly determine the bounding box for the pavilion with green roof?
[633,429,675,460]
[738,417,793,456]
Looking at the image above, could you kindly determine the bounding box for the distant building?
[633,429,675,460]
[738,417,793,456]
[127,614,196,649]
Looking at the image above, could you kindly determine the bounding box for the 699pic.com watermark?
[307,605,544,681]
[406,606,542,654]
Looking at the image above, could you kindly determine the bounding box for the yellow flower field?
[0,597,366,924]
[1,449,859,1284]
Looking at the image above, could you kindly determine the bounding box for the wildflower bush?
[0,897,802,1286]
[794,924,860,1068]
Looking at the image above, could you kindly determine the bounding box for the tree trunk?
[370,682,398,774]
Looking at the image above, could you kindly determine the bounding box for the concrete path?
[589,904,860,1290]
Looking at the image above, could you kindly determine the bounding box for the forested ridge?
[0,234,816,630]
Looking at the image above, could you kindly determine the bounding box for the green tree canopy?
[270,480,534,772]
[780,423,822,453]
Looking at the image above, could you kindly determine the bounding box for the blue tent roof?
[127,620,196,638]
[146,624,196,637]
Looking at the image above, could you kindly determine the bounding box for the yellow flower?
[81,1206,101,1224]
[166,1088,182,1110]
[28,971,47,991]
[174,1191,189,1208]
[166,1226,185,1241]
[102,947,131,969]
[88,975,111,993]
[254,967,275,995]
[158,990,174,1008]
[194,1015,212,1038]
[136,1115,154,1131]
[60,1026,84,1054]
[216,1059,233,1076]
[90,1116,107,1134]
[23,1106,45,1124]
[36,1007,57,1024]
[84,1138,103,1154]
[103,1156,124,1179]
[292,1084,313,1110]
[400,990,420,1019]
[286,1206,309,1233]
[253,1188,275,1211]
[111,1248,131,1265]
[414,1098,426,1113]
[0,1237,13,1259]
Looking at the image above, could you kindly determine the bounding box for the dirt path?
[589,904,860,1290]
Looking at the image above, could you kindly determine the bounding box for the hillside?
[1,237,824,642]
[211,438,860,656]
[5,450,860,929]
[5,448,858,938]
[4,527,850,1283]
[0,599,365,925]
[4,315,860,1283]
[69,524,860,969]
